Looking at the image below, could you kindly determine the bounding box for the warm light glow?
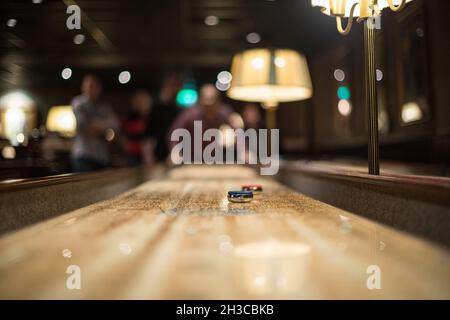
[1,146,16,159]
[251,58,265,70]
[234,239,311,258]
[274,57,286,68]
[233,239,311,296]
[228,49,313,105]
[338,99,352,116]
[4,109,26,137]
[311,0,413,18]
[3,109,27,142]
[312,0,413,34]
[218,124,235,148]
[0,91,34,111]
[0,91,36,145]
[229,112,245,129]
[105,128,115,141]
[46,105,77,137]
[16,132,25,144]
[401,102,423,123]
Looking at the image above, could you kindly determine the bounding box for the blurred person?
[71,74,119,172]
[121,90,152,166]
[242,103,263,130]
[144,74,182,164]
[169,83,237,161]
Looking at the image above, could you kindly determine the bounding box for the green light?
[176,89,198,108]
[337,86,351,100]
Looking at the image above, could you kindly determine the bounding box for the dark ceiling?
[1,0,340,91]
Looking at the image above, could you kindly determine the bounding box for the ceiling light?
[217,71,233,84]
[334,69,346,82]
[216,80,231,92]
[61,68,72,80]
[246,32,261,44]
[73,34,85,45]
[204,16,219,26]
[118,71,131,84]
[6,19,17,28]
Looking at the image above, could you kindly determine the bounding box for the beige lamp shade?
[46,105,77,137]
[227,49,313,106]
[311,0,413,18]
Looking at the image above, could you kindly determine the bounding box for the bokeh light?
[176,89,198,108]
[61,68,72,80]
[204,15,219,26]
[118,71,131,84]
[6,19,17,28]
[275,57,286,68]
[16,132,25,144]
[337,86,351,100]
[251,58,265,69]
[2,146,16,159]
[338,99,352,116]
[402,102,423,123]
[216,80,231,92]
[246,32,261,44]
[73,34,85,45]
[217,71,233,84]
[334,69,345,82]
[376,69,383,82]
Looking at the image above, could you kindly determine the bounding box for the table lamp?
[311,0,413,175]
[46,105,77,138]
[227,48,313,131]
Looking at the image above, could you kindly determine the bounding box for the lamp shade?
[46,105,77,137]
[0,91,36,145]
[311,0,413,18]
[227,49,313,106]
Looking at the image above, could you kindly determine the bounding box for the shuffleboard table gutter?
[277,160,450,247]
[0,166,162,235]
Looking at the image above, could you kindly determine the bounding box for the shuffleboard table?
[0,165,449,299]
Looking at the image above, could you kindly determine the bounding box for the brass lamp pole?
[312,0,412,175]
[364,21,379,174]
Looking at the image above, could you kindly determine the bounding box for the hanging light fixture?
[312,0,413,175]
[311,0,413,34]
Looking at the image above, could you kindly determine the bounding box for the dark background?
[1,0,450,177]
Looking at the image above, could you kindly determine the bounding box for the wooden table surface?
[0,166,449,299]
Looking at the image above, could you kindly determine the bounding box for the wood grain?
[0,165,449,299]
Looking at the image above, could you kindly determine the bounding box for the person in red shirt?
[121,90,152,166]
